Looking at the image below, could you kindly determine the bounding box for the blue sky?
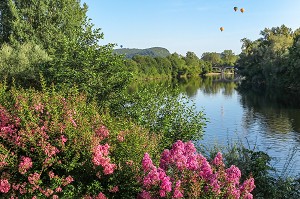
[83,0,300,57]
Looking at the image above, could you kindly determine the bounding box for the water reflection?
[128,75,300,173]
[239,88,300,136]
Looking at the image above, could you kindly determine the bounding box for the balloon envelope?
[234,7,238,12]
[220,27,224,31]
[240,8,245,13]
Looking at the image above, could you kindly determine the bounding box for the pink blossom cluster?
[28,172,40,186]
[109,186,119,193]
[12,182,27,194]
[0,106,21,146]
[43,143,60,158]
[0,179,11,193]
[95,125,109,141]
[62,175,74,186]
[60,135,68,145]
[139,140,256,199]
[18,156,33,174]
[92,144,116,175]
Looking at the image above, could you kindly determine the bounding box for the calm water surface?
[129,75,300,175]
[178,75,300,175]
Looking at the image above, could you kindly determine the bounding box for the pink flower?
[226,165,241,185]
[159,149,170,170]
[92,144,116,175]
[117,134,124,142]
[95,125,109,140]
[109,186,119,193]
[34,103,44,113]
[142,153,154,172]
[28,172,40,185]
[48,171,55,179]
[173,180,183,198]
[55,187,62,192]
[243,193,254,199]
[44,143,60,157]
[240,177,255,193]
[95,192,107,199]
[103,163,116,175]
[62,175,74,186]
[0,179,11,193]
[52,195,59,199]
[61,135,67,144]
[212,152,225,167]
[66,176,73,183]
[173,189,184,198]
[226,187,241,199]
[137,190,152,199]
[159,189,166,197]
[18,156,33,174]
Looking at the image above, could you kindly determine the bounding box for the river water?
[128,75,300,175]
[177,75,300,176]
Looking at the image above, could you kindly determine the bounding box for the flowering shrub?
[139,140,255,198]
[0,82,161,198]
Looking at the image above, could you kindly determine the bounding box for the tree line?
[237,24,300,92]
[122,50,238,79]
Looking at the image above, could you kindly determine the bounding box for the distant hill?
[114,47,171,58]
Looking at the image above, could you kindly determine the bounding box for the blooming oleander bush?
[139,140,255,199]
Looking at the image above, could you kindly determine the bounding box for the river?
[129,75,300,176]
[180,75,300,176]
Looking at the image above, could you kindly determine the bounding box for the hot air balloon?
[234,7,238,12]
[220,27,224,32]
[240,8,245,13]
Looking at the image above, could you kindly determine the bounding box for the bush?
[0,82,160,198]
[200,140,300,199]
[139,140,255,198]
[111,83,207,151]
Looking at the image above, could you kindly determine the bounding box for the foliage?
[139,140,255,198]
[0,0,132,103]
[123,51,216,79]
[114,47,171,59]
[237,25,300,92]
[0,42,52,87]
[111,82,207,151]
[200,140,300,199]
[0,81,160,198]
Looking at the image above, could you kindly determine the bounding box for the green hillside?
[114,47,171,58]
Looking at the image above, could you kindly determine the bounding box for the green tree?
[221,50,238,66]
[0,0,131,102]
[0,42,52,86]
[184,51,201,76]
[201,52,223,67]
[168,53,187,77]
[238,25,295,89]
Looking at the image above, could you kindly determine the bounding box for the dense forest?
[237,25,300,92]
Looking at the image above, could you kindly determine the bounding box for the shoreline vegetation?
[0,0,300,198]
